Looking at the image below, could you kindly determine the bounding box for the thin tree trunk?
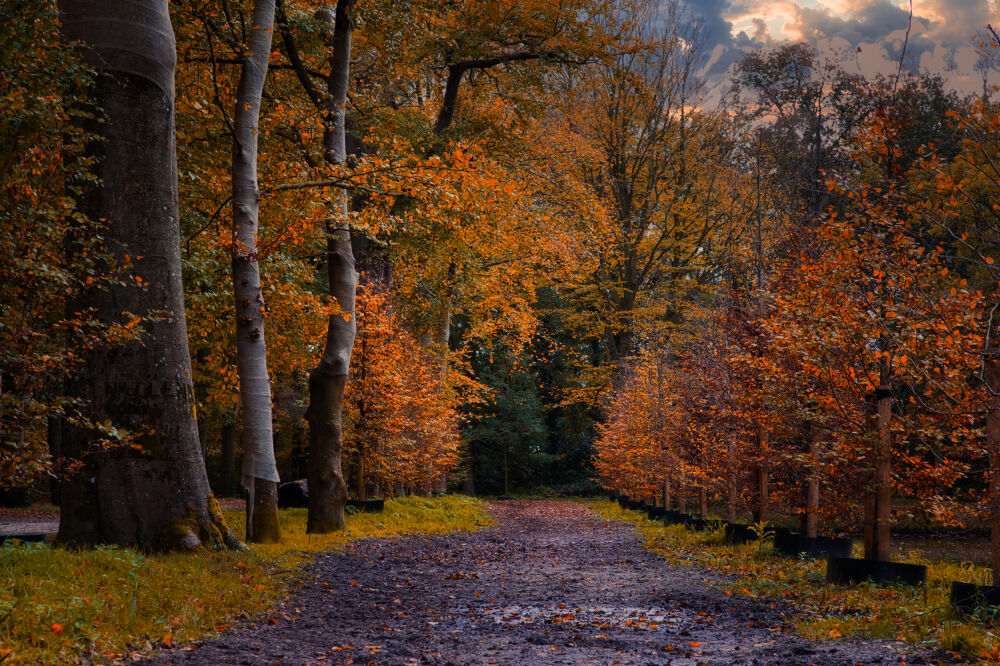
[503,447,509,495]
[232,0,280,544]
[986,357,1000,585]
[698,487,708,518]
[863,384,893,562]
[663,478,671,511]
[753,427,769,523]
[862,391,877,557]
[221,423,236,497]
[355,445,366,500]
[47,416,61,503]
[802,423,820,538]
[56,0,241,551]
[753,467,769,523]
[306,0,356,534]
[873,385,893,561]
[678,474,686,513]
[727,435,737,523]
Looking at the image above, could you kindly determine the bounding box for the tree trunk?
[699,487,708,518]
[355,445,367,500]
[232,0,281,544]
[873,387,893,561]
[306,0,356,534]
[56,0,241,551]
[863,386,893,561]
[727,436,738,523]
[753,466,769,523]
[221,423,236,497]
[47,416,61,503]
[678,475,686,513]
[986,357,1000,585]
[802,424,820,538]
[753,427,769,523]
[663,478,671,511]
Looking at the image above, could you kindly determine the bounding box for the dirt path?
[152,501,940,665]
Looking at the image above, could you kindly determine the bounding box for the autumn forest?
[4,0,1000,663]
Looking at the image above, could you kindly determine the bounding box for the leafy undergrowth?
[0,495,491,665]
[591,501,1000,664]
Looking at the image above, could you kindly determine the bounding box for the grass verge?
[0,495,491,664]
[590,500,1000,664]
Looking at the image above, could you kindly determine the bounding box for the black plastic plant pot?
[801,536,853,559]
[646,506,666,519]
[0,533,49,545]
[826,557,927,586]
[950,581,1000,613]
[685,517,709,532]
[771,526,794,540]
[775,532,853,559]
[346,499,385,513]
[773,529,798,552]
[663,510,685,525]
[725,523,756,544]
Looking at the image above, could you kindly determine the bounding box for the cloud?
[674,0,1000,95]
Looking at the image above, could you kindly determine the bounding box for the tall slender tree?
[56,0,242,550]
[304,0,357,532]
[232,0,282,543]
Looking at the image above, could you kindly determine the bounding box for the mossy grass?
[590,500,999,663]
[0,495,491,664]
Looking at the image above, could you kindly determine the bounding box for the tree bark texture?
[986,357,1000,585]
[727,436,738,523]
[307,0,356,534]
[232,0,281,544]
[863,387,893,561]
[56,0,241,551]
[752,426,770,523]
[802,424,820,538]
[220,422,236,497]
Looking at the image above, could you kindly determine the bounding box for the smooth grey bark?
[232,0,281,543]
[56,0,242,551]
[306,0,356,533]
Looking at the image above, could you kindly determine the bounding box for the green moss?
[158,505,200,550]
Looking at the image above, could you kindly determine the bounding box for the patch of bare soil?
[150,500,945,665]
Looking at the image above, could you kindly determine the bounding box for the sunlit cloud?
[678,0,1000,95]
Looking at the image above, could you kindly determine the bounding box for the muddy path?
[152,500,940,665]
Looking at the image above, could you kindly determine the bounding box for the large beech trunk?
[232,0,281,544]
[986,357,1000,585]
[307,0,356,533]
[56,0,241,551]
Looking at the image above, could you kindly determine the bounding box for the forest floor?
[149,500,943,665]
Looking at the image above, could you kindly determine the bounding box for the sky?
[679,0,1000,96]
